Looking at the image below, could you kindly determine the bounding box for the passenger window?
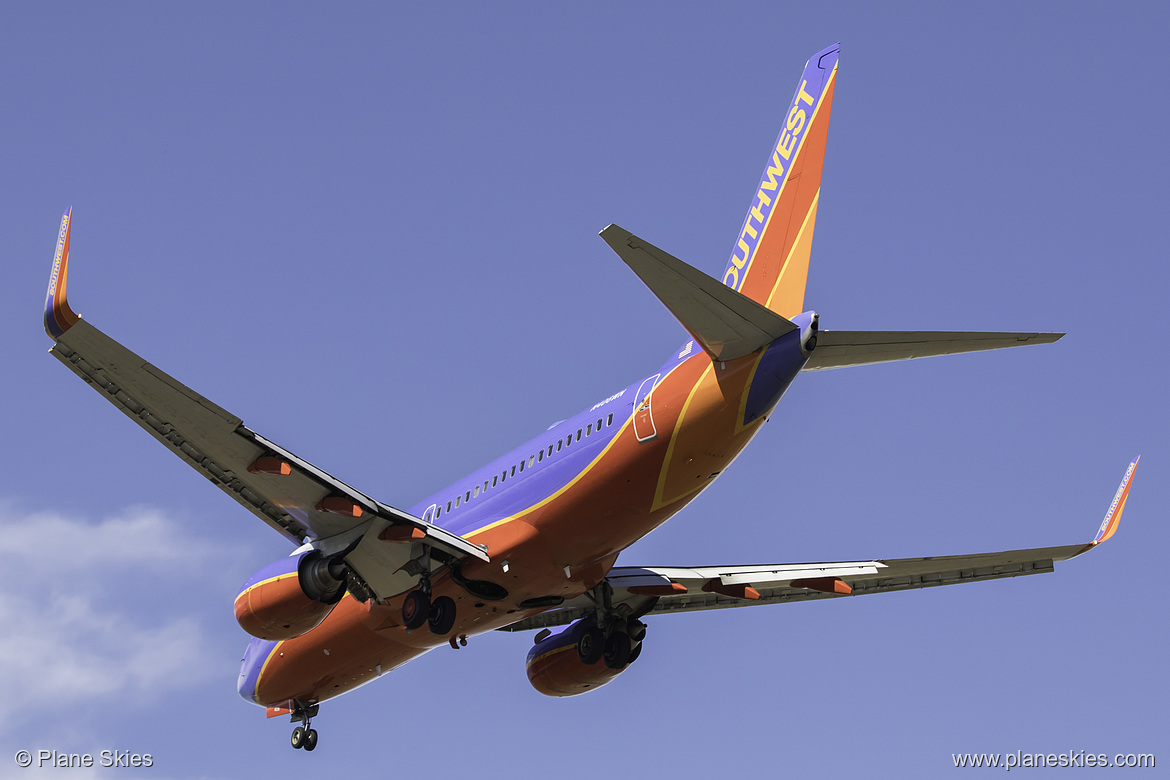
[607,413,613,426]
[511,465,517,477]
[436,506,442,518]
[576,429,582,442]
[473,485,480,497]
[465,490,471,502]
[456,496,461,507]
[493,475,498,487]
[538,450,544,463]
[597,418,603,430]
[547,445,554,457]
[446,501,452,512]
[528,455,535,467]
[519,460,524,473]
[586,424,592,436]
[556,440,562,452]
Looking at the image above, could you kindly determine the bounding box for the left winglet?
[44,207,80,339]
[1083,456,1139,552]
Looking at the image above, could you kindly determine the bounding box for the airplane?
[43,43,1139,753]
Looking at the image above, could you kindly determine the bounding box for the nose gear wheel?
[289,702,320,751]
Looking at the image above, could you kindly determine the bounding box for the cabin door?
[632,373,660,443]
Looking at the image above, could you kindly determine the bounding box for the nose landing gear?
[289,702,320,752]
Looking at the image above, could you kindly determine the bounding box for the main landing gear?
[401,580,457,635]
[575,580,650,671]
[289,702,320,751]
[576,618,645,670]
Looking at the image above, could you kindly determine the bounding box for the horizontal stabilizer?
[600,224,797,361]
[802,330,1063,371]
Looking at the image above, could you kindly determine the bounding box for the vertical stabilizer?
[721,44,838,319]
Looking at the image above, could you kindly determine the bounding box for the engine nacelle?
[234,551,346,641]
[525,617,642,697]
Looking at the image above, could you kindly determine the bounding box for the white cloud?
[0,504,230,727]
[0,504,220,573]
[0,593,210,716]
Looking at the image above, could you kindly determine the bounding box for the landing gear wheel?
[291,726,306,749]
[576,627,604,665]
[604,631,632,670]
[427,595,457,635]
[303,728,318,751]
[402,589,431,630]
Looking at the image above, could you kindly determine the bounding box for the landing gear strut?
[290,702,320,751]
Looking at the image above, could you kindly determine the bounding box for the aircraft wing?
[43,210,487,598]
[502,457,1138,632]
[802,330,1064,371]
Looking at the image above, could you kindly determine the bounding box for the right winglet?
[44,207,80,339]
[1082,456,1140,552]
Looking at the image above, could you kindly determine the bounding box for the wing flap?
[803,330,1064,371]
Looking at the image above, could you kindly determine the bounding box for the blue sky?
[2,3,1166,777]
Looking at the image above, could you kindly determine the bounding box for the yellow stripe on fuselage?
[651,362,715,512]
[253,640,285,704]
[465,357,696,539]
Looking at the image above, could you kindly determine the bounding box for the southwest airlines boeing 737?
[43,44,1138,752]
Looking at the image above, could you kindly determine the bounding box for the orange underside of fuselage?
[254,349,775,706]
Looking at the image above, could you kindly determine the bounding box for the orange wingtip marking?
[789,577,852,595]
[628,583,688,597]
[1092,456,1139,546]
[44,207,80,338]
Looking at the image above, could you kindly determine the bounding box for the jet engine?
[525,616,645,697]
[235,551,347,641]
